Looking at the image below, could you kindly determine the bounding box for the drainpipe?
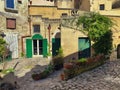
[21,1,32,54]
[21,16,32,53]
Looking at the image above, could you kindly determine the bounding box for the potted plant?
[64,63,73,69]
[52,55,64,70]
[32,73,40,81]
[60,73,65,80]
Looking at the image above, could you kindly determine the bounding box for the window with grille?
[33,25,40,33]
[100,4,105,10]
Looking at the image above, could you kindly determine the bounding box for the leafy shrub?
[93,31,113,56]
[52,55,64,70]
[32,73,40,81]
[32,64,54,80]
[1,68,14,74]
[63,55,106,80]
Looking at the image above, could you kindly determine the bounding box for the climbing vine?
[76,12,113,55]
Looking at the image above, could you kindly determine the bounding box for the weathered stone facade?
[0,0,29,58]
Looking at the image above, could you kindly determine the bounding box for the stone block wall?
[0,0,29,58]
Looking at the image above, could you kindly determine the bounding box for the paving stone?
[1,59,120,90]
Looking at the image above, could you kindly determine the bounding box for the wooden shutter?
[43,39,47,57]
[52,38,61,56]
[26,39,32,58]
[6,0,14,8]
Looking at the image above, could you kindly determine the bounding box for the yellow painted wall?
[90,0,112,11]
[56,0,74,9]
[29,6,71,19]
[30,0,54,6]
[110,16,120,47]
[79,0,90,11]
[61,27,87,61]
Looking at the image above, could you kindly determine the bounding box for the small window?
[6,0,14,9]
[6,18,16,29]
[100,4,105,10]
[33,25,40,33]
[62,13,68,17]
[5,0,18,13]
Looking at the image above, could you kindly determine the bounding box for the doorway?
[117,44,120,59]
[78,37,91,59]
[33,40,43,56]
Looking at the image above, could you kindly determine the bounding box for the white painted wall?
[4,33,19,58]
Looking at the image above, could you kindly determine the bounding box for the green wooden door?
[43,39,47,57]
[52,38,61,56]
[26,39,32,58]
[117,44,120,59]
[78,37,90,59]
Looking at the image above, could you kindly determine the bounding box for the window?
[33,25,40,33]
[6,0,15,9]
[5,0,18,13]
[6,18,16,29]
[100,4,105,10]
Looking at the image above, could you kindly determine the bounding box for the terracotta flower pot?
[64,63,73,69]
[32,74,40,81]
[60,73,65,80]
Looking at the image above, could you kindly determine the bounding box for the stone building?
[79,0,120,60]
[0,0,29,59]
[2,0,119,60]
[27,0,72,58]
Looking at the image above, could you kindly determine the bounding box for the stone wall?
[0,0,29,58]
[61,26,87,61]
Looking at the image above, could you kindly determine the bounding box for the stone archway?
[52,30,61,56]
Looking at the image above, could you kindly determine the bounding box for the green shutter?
[52,38,61,56]
[43,39,47,57]
[26,39,32,58]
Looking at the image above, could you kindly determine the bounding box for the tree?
[76,12,113,55]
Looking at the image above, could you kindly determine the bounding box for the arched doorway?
[117,44,120,59]
[52,30,61,57]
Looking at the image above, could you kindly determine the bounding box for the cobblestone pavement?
[1,59,120,90]
[16,59,120,90]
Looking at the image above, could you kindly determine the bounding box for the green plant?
[21,52,25,57]
[44,64,54,73]
[1,68,14,74]
[56,47,64,57]
[52,55,64,70]
[32,64,54,80]
[77,58,87,63]
[93,31,113,55]
[47,52,52,56]
[0,37,7,61]
[76,12,113,56]
[32,73,40,81]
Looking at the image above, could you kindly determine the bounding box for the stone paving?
[1,59,120,90]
